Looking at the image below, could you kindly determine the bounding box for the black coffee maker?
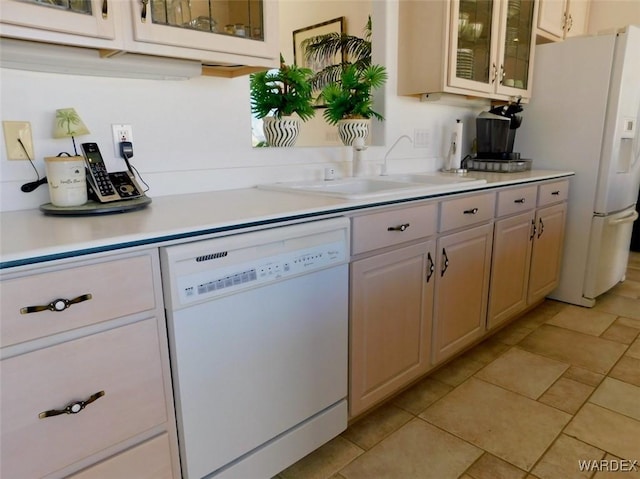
[476,100,523,160]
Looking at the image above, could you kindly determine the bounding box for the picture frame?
[293,17,345,106]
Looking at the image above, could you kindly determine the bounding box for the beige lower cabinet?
[488,181,568,329]
[488,210,536,329]
[68,433,173,479]
[350,241,435,417]
[348,202,437,418]
[528,202,568,303]
[0,250,180,479]
[432,222,494,363]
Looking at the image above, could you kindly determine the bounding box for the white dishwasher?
[160,217,350,479]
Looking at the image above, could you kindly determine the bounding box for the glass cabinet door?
[131,0,276,63]
[449,0,498,93]
[149,0,264,41]
[19,0,93,15]
[0,0,116,41]
[497,0,535,94]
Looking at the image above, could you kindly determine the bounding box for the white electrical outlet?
[111,124,133,156]
[3,121,35,160]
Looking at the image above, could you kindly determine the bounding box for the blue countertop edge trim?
[0,175,574,270]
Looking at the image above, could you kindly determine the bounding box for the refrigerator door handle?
[608,210,639,225]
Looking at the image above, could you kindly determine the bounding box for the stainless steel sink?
[258,174,487,200]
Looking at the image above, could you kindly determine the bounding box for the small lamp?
[53,108,90,156]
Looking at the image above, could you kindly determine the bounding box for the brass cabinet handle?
[20,293,92,314]
[426,252,435,283]
[463,208,479,215]
[530,218,536,240]
[537,217,545,239]
[388,223,410,232]
[102,0,108,19]
[441,248,449,277]
[39,391,105,419]
[514,198,526,204]
[141,0,148,22]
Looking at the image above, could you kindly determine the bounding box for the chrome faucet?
[352,137,368,177]
[381,135,413,176]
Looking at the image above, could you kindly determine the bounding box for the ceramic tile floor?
[277,252,640,479]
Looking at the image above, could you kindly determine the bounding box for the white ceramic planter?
[262,116,300,147]
[337,119,370,146]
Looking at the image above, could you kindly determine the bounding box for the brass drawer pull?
[538,217,545,238]
[441,248,449,277]
[426,252,435,283]
[141,0,148,22]
[463,208,479,215]
[39,390,105,419]
[514,198,526,204]
[20,293,92,314]
[388,223,410,232]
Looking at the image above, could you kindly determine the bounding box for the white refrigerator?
[515,25,640,307]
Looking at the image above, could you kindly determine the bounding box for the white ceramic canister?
[44,156,88,207]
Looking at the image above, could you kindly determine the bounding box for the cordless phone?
[81,142,143,203]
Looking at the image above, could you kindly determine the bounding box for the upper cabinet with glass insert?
[0,0,118,49]
[398,0,538,102]
[0,0,279,74]
[127,0,279,72]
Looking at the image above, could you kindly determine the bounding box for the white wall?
[2,1,638,212]
[0,1,490,212]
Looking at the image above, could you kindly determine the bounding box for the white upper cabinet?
[398,0,538,102]
[0,0,119,49]
[126,0,279,71]
[537,0,590,41]
[0,0,279,75]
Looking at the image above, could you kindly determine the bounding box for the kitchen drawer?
[0,318,168,479]
[439,192,496,233]
[0,253,156,347]
[496,185,538,217]
[351,202,437,255]
[538,180,569,207]
[68,433,173,479]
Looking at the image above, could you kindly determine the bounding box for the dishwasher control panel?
[161,218,351,309]
[179,241,346,304]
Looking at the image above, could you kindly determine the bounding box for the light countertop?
[0,169,573,269]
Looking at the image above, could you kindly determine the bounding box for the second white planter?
[263,116,300,147]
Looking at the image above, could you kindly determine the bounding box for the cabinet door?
[528,203,567,303]
[350,241,435,417]
[433,223,493,364]
[449,0,501,94]
[495,0,537,98]
[487,211,535,329]
[0,0,118,46]
[537,0,567,38]
[565,0,590,38]
[127,0,278,67]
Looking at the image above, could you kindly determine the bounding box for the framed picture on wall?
[293,17,345,105]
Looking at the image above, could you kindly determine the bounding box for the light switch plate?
[3,121,34,160]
